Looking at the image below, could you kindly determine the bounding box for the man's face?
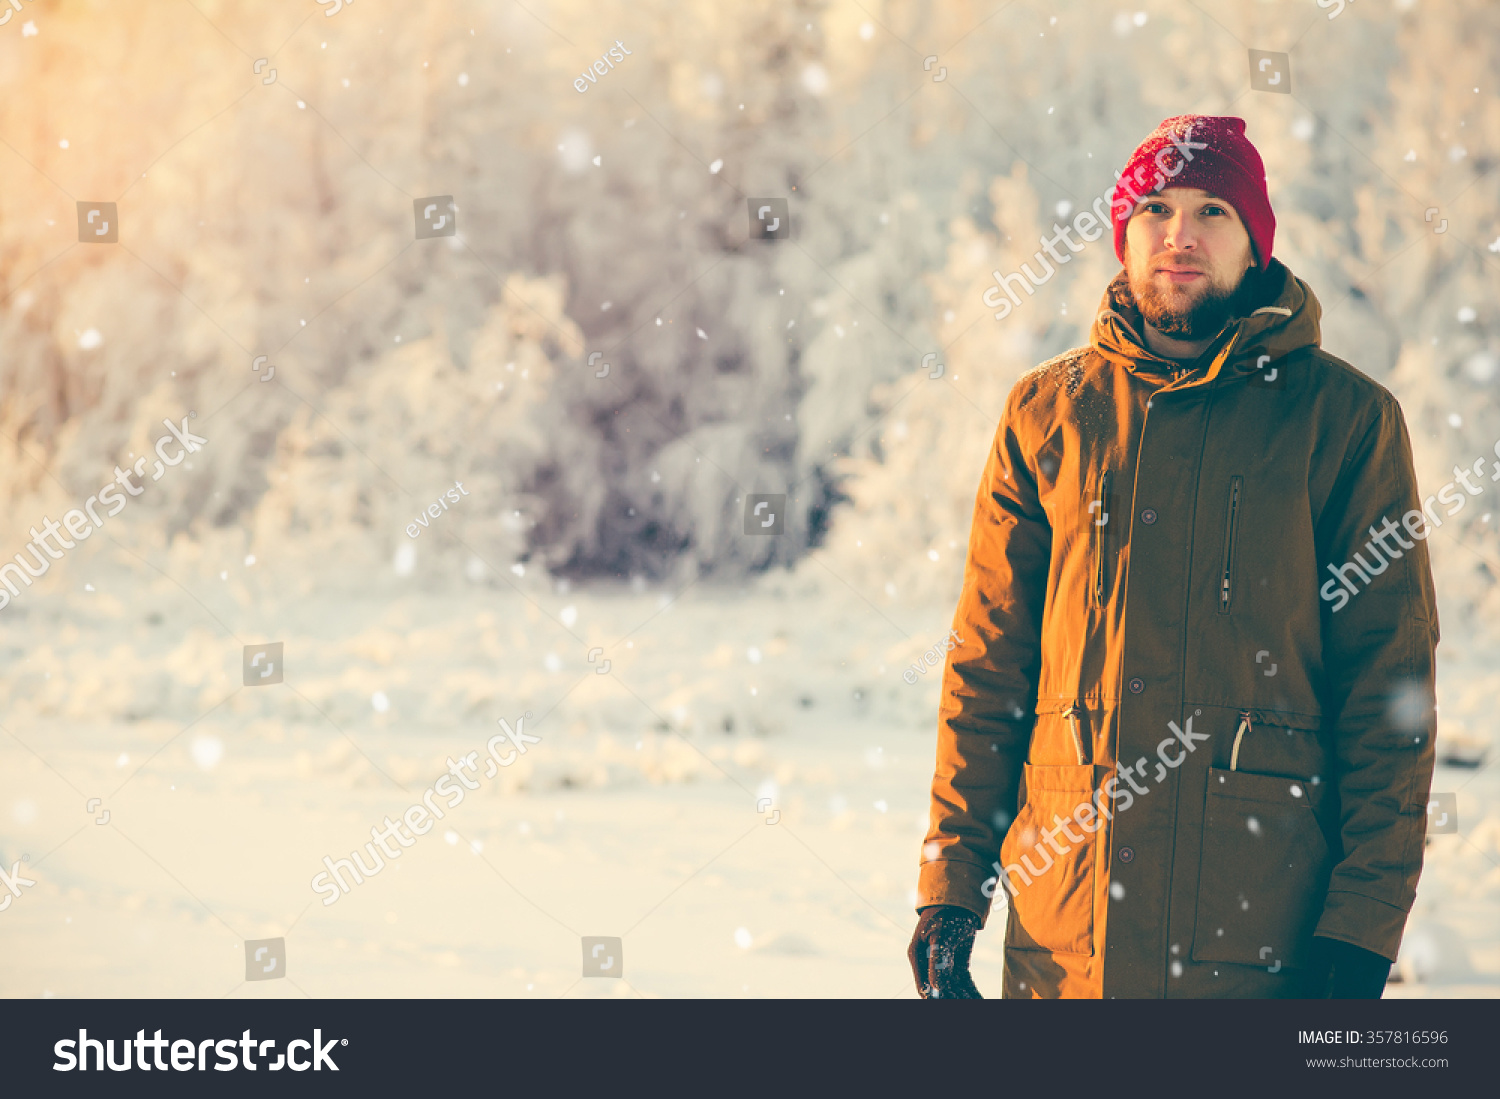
[1123,187,1256,340]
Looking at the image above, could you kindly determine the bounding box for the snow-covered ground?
[0,557,981,998]
[1,554,1493,998]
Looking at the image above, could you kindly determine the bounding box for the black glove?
[1311,936,1391,999]
[908,905,983,999]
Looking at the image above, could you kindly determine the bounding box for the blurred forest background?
[2,0,1498,605]
[1,0,1498,996]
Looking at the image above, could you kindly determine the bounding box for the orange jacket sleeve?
[918,386,1052,925]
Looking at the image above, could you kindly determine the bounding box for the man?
[908,116,1440,999]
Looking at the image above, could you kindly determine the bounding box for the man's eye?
[1202,205,1227,216]
[1145,203,1170,214]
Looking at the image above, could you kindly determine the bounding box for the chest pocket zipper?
[1091,470,1111,607]
[1218,475,1243,615]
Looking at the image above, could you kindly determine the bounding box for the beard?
[1129,256,1257,340]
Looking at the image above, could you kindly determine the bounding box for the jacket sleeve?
[1313,394,1440,961]
[917,386,1052,926]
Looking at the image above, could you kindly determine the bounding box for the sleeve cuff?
[1315,890,1410,963]
[917,858,996,928]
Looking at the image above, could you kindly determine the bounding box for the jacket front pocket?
[1217,475,1243,614]
[1190,766,1333,969]
[1000,763,1099,956]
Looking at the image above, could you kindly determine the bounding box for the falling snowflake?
[191,736,224,771]
[1387,678,1430,732]
[801,64,828,95]
[1464,352,1497,381]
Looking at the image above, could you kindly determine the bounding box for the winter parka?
[917,260,1440,998]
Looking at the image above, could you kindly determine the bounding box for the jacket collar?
[1090,259,1321,392]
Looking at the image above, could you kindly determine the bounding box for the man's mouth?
[1156,265,1205,284]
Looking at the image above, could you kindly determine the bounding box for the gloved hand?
[1312,936,1392,999]
[908,905,983,999]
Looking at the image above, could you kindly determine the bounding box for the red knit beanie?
[1109,115,1275,266]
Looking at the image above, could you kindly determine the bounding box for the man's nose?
[1163,213,1198,252]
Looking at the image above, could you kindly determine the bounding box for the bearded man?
[908,115,1439,999]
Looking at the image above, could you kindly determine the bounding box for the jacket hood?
[1090,258,1322,389]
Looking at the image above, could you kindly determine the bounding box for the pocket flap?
[1033,698,1077,717]
[1206,766,1325,808]
[1020,761,1098,795]
[1248,708,1324,733]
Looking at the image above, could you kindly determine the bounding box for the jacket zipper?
[1092,470,1111,607]
[1218,476,1243,615]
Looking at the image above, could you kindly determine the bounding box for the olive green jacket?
[918,260,1439,998]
